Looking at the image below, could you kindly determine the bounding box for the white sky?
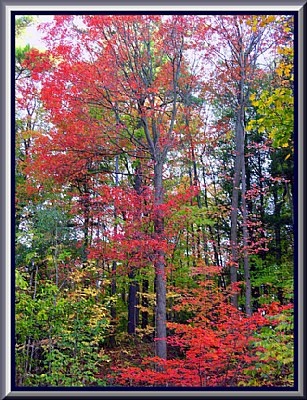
[16,15,53,49]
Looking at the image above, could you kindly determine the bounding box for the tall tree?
[27,14,200,361]
[202,15,284,310]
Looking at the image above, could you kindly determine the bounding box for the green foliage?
[246,46,294,154]
[15,270,28,290]
[242,306,294,386]
[15,16,35,37]
[15,266,111,386]
[15,44,31,64]
[250,257,294,304]
[247,88,294,150]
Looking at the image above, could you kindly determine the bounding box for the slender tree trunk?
[127,162,143,335]
[141,279,149,330]
[128,269,139,335]
[272,185,282,262]
[109,154,119,347]
[190,223,197,268]
[203,173,220,266]
[257,152,266,260]
[154,160,167,361]
[82,182,90,265]
[191,152,205,262]
[108,259,117,347]
[229,28,256,309]
[153,275,156,334]
[230,113,244,308]
[241,155,252,316]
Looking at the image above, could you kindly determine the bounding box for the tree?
[26,14,203,361]
[202,15,287,312]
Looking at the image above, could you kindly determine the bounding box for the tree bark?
[127,269,139,335]
[241,155,252,316]
[127,162,142,335]
[154,160,167,361]
[109,154,119,347]
[141,279,149,330]
[81,181,90,265]
[227,21,260,311]
[203,172,220,267]
[273,185,282,262]
[230,113,244,308]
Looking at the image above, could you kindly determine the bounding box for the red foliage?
[110,270,290,387]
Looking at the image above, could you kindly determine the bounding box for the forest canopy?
[15,13,295,388]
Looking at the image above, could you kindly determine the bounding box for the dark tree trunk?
[273,185,282,262]
[109,260,117,348]
[128,270,139,335]
[141,279,149,330]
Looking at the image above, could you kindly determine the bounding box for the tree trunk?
[127,162,142,335]
[128,269,139,335]
[108,260,117,348]
[109,154,119,347]
[203,174,220,267]
[230,113,244,308]
[241,155,252,316]
[154,160,167,361]
[141,279,149,330]
[82,182,90,265]
[273,185,282,262]
[257,151,266,260]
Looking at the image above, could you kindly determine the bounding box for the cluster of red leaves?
[85,184,199,268]
[110,275,292,387]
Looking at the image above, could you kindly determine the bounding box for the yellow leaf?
[277,69,283,77]
[245,124,252,132]
[259,126,266,133]
[285,153,291,160]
